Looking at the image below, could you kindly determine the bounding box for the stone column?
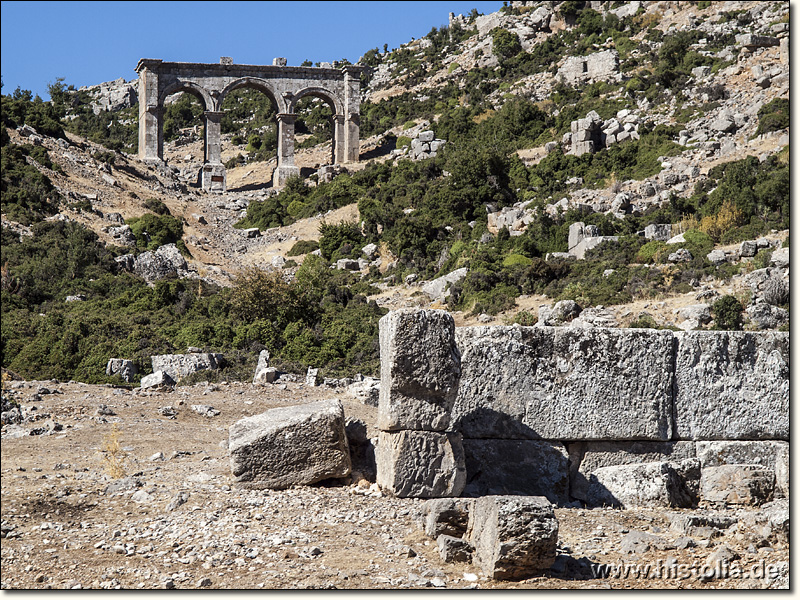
[344,113,360,163]
[201,111,226,193]
[332,114,346,164]
[273,113,300,187]
[203,111,223,164]
[136,61,162,162]
[342,66,362,163]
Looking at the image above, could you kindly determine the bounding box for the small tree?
[491,28,522,59]
[711,295,743,331]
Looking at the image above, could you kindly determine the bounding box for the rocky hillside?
[1,0,790,385]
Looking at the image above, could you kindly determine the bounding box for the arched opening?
[291,88,343,168]
[219,80,281,190]
[294,94,336,166]
[160,87,209,186]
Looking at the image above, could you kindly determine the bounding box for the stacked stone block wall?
[376,310,788,507]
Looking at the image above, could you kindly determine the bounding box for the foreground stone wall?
[376,310,789,507]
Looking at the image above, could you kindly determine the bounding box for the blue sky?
[1,1,502,99]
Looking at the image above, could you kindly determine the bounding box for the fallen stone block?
[453,326,673,440]
[376,430,465,498]
[437,534,473,563]
[467,495,558,580]
[701,465,774,506]
[740,498,788,545]
[140,370,175,389]
[229,399,351,490]
[421,267,468,302]
[568,441,696,504]
[106,358,137,382]
[347,376,380,407]
[673,331,788,440]
[585,460,699,509]
[462,439,569,505]
[667,513,737,536]
[422,498,474,538]
[151,352,224,382]
[253,367,279,385]
[619,530,673,554]
[378,309,460,432]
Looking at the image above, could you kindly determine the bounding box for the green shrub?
[402,120,417,130]
[143,198,170,215]
[755,98,789,136]
[126,214,184,251]
[502,253,532,268]
[513,310,537,326]
[287,240,320,256]
[318,220,364,260]
[628,314,661,329]
[634,240,668,264]
[396,136,412,148]
[711,295,743,330]
[491,28,522,58]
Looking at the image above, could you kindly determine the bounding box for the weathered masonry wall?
[136,58,366,191]
[376,310,788,507]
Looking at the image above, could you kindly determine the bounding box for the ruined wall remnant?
[135,58,367,191]
[558,49,620,86]
[375,310,789,508]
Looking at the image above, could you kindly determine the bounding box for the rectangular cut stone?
[696,441,788,499]
[453,326,674,441]
[376,430,465,498]
[468,495,558,580]
[674,331,788,440]
[586,460,700,509]
[568,441,696,503]
[701,465,775,506]
[151,352,224,382]
[378,309,461,431]
[462,439,569,505]
[229,399,351,490]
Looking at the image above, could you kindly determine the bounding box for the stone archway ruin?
[136,58,366,192]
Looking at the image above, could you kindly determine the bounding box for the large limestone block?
[453,326,674,440]
[701,465,774,506]
[151,352,224,382]
[378,310,460,431]
[569,441,696,503]
[674,331,788,440]
[106,358,137,382]
[229,399,351,490]
[586,460,699,509]
[462,439,569,505]
[467,495,558,580]
[376,430,465,498]
[696,441,788,499]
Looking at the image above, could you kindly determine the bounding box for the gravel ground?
[1,379,789,590]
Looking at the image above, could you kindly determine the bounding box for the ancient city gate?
[135,58,366,192]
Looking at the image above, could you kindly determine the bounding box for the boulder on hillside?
[229,399,351,490]
[119,244,188,284]
[421,268,468,302]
